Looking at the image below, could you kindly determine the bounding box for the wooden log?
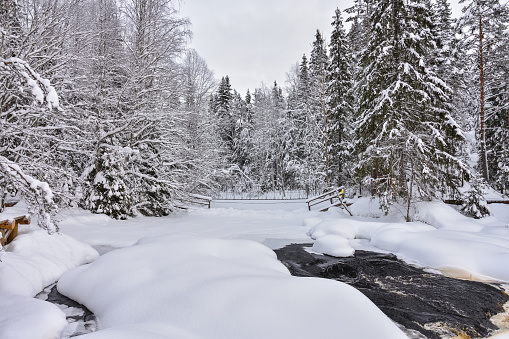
[445,199,509,205]
[487,200,509,204]
[444,199,463,205]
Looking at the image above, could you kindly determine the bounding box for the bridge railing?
[212,184,326,200]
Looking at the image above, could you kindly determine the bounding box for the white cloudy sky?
[179,0,464,95]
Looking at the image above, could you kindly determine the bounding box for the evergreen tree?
[458,0,509,183]
[215,76,235,153]
[86,147,132,219]
[429,0,454,82]
[231,90,251,172]
[297,54,311,106]
[346,0,374,83]
[461,173,491,218]
[326,8,355,187]
[354,0,465,218]
[309,30,330,185]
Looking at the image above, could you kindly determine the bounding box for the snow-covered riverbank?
[1,198,509,338]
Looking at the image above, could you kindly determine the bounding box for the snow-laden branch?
[0,156,58,233]
[1,57,60,110]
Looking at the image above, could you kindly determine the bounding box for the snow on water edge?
[58,234,407,339]
[308,199,509,282]
[0,230,98,297]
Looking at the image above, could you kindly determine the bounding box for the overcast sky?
[179,0,464,96]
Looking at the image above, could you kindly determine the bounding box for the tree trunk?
[406,163,414,222]
[478,0,489,182]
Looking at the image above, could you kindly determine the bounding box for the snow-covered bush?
[83,147,133,220]
[461,174,491,219]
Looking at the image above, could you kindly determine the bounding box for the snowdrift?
[58,234,407,339]
[306,199,509,282]
[0,230,98,297]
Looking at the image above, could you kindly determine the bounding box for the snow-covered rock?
[311,234,354,257]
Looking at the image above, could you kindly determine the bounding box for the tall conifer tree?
[326,9,354,186]
[354,0,465,218]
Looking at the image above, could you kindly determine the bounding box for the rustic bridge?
[306,187,353,215]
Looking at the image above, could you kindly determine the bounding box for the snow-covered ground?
[1,198,509,338]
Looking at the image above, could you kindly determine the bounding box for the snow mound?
[0,295,67,339]
[311,234,354,257]
[371,227,509,281]
[413,201,485,232]
[58,234,406,339]
[307,199,509,282]
[0,230,98,297]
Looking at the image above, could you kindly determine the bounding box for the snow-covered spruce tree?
[269,81,295,192]
[214,76,235,155]
[461,173,491,218]
[288,53,325,192]
[480,4,508,194]
[346,0,375,94]
[293,54,311,165]
[326,8,355,187]
[231,90,252,177]
[486,80,509,194]
[75,0,134,215]
[345,0,373,57]
[85,147,132,220]
[457,0,509,183]
[309,30,330,186]
[353,0,466,219]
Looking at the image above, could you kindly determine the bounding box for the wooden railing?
[306,187,352,215]
[0,215,30,246]
[187,194,212,209]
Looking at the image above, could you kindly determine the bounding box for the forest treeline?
[0,0,508,223]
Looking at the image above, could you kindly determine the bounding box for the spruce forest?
[1,0,508,224]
